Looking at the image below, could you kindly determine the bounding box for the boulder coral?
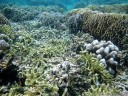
[67,9,128,49]
[84,40,121,75]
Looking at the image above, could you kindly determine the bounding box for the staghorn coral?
[1,6,37,22]
[82,83,118,96]
[45,52,115,96]
[0,25,19,87]
[0,4,65,22]
[0,25,14,40]
[36,11,65,29]
[40,39,69,58]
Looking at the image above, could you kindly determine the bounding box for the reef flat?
[0,4,128,96]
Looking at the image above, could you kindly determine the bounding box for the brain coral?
[68,9,128,49]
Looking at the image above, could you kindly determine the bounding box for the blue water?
[0,0,128,10]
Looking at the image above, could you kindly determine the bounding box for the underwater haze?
[0,0,128,96]
[0,0,128,10]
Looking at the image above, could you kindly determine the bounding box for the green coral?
[77,52,118,95]
[23,67,58,96]
[74,52,111,88]
[60,52,117,95]
[82,84,118,96]
[0,25,14,39]
[40,39,69,58]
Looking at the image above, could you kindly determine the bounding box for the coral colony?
[0,0,128,96]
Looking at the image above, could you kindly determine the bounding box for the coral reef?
[1,5,37,22]
[87,4,128,14]
[44,52,115,96]
[0,25,19,88]
[67,9,128,50]
[82,83,118,96]
[83,40,121,75]
[36,11,65,29]
[67,14,83,34]
[0,3,128,96]
[0,13,9,24]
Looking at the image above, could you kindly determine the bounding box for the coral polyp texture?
[83,39,121,74]
[0,13,9,24]
[68,9,128,50]
[67,14,83,34]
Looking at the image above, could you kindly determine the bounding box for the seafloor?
[0,4,128,96]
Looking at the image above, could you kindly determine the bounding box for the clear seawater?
[0,0,128,10]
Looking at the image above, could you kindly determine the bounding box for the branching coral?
[1,5,37,22]
[0,25,14,40]
[78,53,111,83]
[40,39,69,58]
[36,11,65,29]
[0,25,19,88]
[45,52,117,96]
[82,84,118,96]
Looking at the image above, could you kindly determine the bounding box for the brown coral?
[68,8,128,49]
